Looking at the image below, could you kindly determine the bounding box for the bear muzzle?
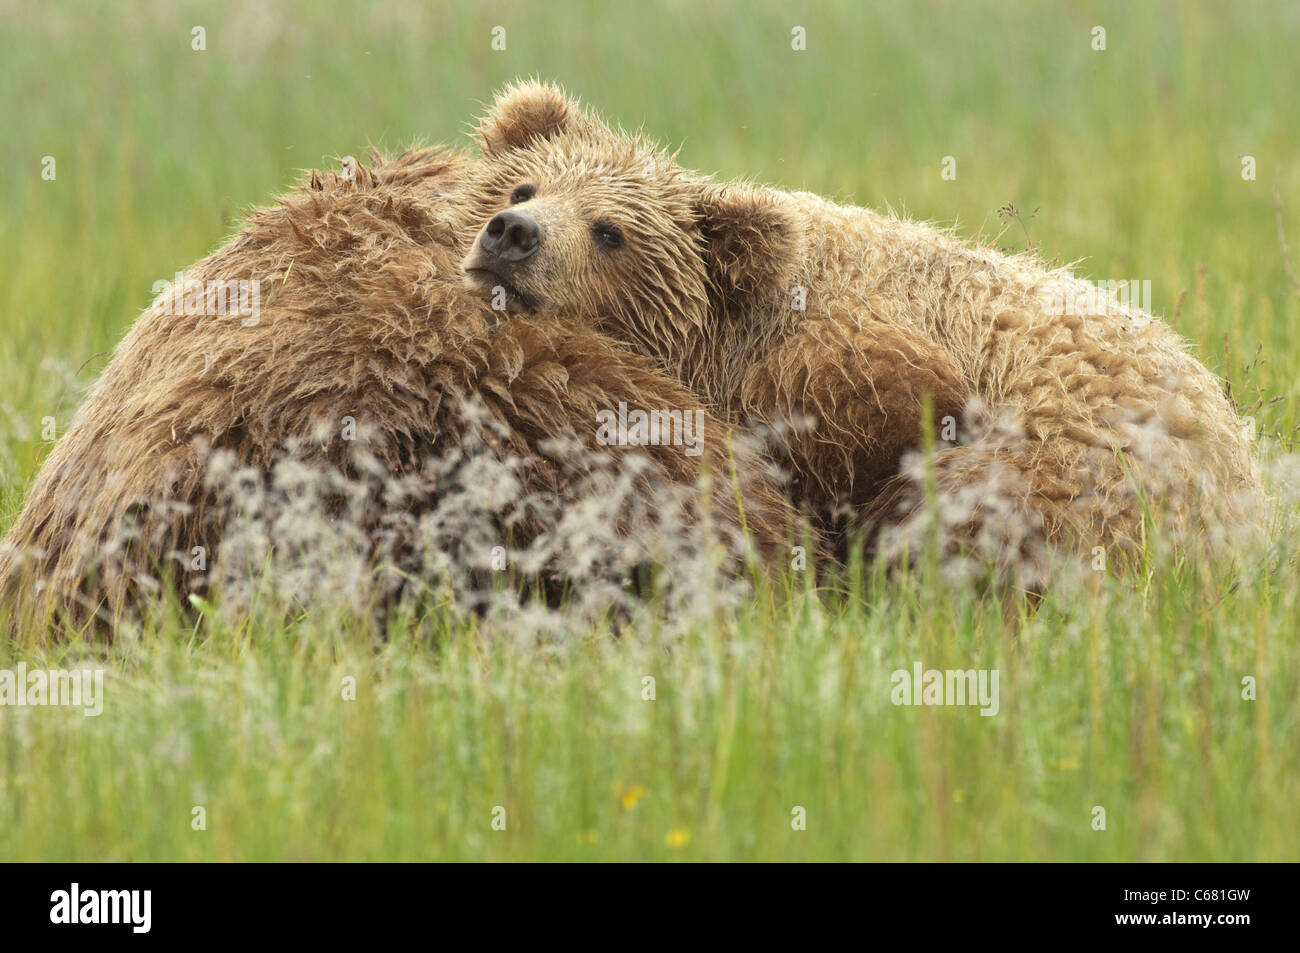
[479,208,542,262]
[463,209,548,310]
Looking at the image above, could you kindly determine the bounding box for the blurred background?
[3,0,1298,511]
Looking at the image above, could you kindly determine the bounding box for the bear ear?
[476,80,583,156]
[697,184,805,305]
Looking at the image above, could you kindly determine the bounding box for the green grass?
[3,555,1298,861]
[2,0,1299,861]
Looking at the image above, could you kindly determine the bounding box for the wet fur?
[465,82,1264,571]
[0,147,795,633]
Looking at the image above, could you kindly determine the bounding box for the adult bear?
[0,147,795,635]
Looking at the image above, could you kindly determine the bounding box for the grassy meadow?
[1,1,1298,861]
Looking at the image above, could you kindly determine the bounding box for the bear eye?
[590,221,625,251]
[510,184,537,204]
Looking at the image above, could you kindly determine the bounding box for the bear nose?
[481,209,541,262]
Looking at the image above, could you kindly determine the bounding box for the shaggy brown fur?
[460,82,1264,572]
[460,84,968,536]
[0,147,795,634]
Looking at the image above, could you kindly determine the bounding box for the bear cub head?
[461,82,805,365]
